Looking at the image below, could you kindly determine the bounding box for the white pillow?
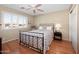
[46,26,52,30]
[38,26,43,30]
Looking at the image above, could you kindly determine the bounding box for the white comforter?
[21,29,53,53]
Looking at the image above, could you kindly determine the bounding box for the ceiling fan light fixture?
[33,10,36,13]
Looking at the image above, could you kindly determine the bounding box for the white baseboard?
[2,38,18,44]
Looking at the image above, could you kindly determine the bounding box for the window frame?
[1,11,28,30]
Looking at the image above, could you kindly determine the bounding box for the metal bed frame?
[19,32,44,54]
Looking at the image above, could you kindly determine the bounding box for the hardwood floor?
[47,40,75,54]
[2,40,75,54]
[2,40,39,54]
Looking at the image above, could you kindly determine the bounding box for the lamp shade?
[55,24,61,31]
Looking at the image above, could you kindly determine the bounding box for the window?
[1,12,28,29]
[11,14,18,29]
[2,12,12,29]
[18,15,28,28]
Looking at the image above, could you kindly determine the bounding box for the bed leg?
[42,50,46,54]
[19,32,21,45]
[19,40,21,45]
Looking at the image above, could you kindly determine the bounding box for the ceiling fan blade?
[35,4,42,8]
[20,7,25,9]
[37,9,44,12]
[26,8,31,10]
[27,5,32,8]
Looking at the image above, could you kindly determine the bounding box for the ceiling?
[0,4,70,16]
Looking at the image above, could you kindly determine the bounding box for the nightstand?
[54,31,62,40]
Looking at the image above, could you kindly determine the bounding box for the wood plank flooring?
[2,40,75,54]
[47,40,75,54]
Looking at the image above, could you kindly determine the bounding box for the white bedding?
[21,29,53,53]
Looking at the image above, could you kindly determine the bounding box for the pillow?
[38,26,44,30]
[46,26,52,30]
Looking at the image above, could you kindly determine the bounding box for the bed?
[19,24,54,54]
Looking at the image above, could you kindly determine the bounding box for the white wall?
[34,10,69,41]
[77,5,79,53]
[0,6,34,43]
[69,5,77,53]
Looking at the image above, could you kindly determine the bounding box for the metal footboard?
[19,32,44,54]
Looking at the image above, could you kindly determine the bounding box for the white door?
[69,6,77,53]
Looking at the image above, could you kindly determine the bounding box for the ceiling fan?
[20,4,44,14]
